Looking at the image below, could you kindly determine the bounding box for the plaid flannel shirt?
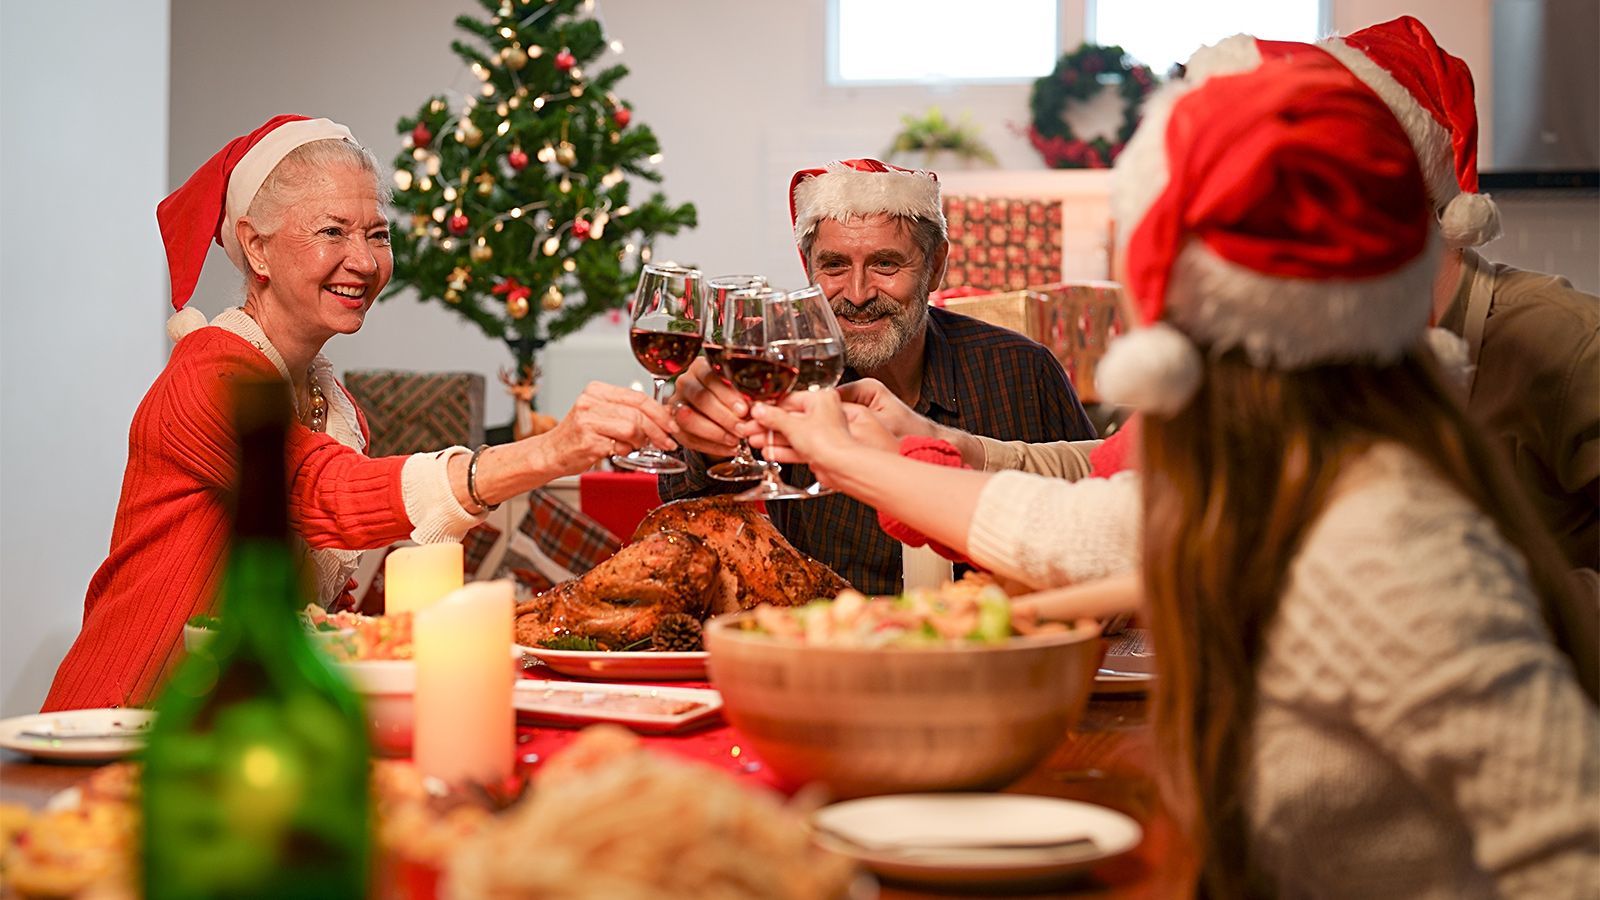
[659,306,1096,595]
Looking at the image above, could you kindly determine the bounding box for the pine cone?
[652,613,703,652]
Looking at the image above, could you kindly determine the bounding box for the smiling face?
[240,163,392,353]
[806,214,947,373]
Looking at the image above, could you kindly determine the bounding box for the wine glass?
[705,275,775,482]
[733,292,812,502]
[782,284,848,497]
[613,263,704,474]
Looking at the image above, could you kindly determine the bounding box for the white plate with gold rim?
[517,646,707,680]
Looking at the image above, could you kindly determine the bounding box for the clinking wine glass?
[613,263,704,474]
[705,276,776,481]
[733,292,813,502]
[782,284,848,497]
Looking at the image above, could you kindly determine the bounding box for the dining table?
[0,687,1190,899]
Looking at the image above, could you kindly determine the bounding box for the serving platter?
[1094,627,1155,695]
[517,646,708,680]
[513,680,722,733]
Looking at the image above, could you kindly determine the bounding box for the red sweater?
[44,329,414,711]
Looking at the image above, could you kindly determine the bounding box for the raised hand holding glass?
[614,263,704,474]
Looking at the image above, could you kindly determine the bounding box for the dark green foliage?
[386,0,697,378]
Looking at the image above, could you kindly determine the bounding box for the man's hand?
[539,380,678,475]
[668,357,747,458]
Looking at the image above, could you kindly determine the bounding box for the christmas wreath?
[1028,43,1157,169]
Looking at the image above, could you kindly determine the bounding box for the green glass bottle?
[142,381,371,899]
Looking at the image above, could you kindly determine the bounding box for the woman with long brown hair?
[754,56,1596,895]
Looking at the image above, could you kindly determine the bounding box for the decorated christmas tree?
[386,0,696,423]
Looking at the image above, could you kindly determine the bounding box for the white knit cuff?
[401,446,486,544]
[967,470,1143,587]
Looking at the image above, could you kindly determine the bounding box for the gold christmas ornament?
[508,292,531,318]
[503,45,528,70]
[541,285,564,310]
[460,122,484,148]
[555,141,577,167]
[448,266,472,288]
[445,288,462,303]
[558,176,572,193]
[470,242,493,263]
[475,172,496,195]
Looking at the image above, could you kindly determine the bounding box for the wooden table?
[0,696,1189,898]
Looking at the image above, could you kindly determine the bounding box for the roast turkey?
[514,497,849,650]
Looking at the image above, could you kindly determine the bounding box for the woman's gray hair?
[246,138,391,237]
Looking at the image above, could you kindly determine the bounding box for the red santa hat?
[1096,57,1437,415]
[1185,17,1500,248]
[157,115,358,339]
[788,158,945,267]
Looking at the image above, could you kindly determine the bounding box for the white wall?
[0,1,170,715]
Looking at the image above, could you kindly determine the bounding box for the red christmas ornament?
[571,217,591,239]
[555,49,576,71]
[507,147,529,171]
[412,122,433,146]
[612,107,632,128]
[448,213,470,236]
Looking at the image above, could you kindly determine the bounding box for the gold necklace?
[305,368,328,433]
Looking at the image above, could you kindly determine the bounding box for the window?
[1090,0,1326,74]
[829,0,1059,85]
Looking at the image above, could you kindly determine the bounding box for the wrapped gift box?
[933,282,1126,403]
[942,195,1064,291]
[343,370,486,458]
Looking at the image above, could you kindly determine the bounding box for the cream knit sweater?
[967,444,1599,896]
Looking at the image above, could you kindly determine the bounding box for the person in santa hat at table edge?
[44,115,676,712]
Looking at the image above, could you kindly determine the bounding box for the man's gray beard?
[838,290,930,373]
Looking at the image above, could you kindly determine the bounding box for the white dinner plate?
[513,679,722,733]
[812,794,1141,889]
[1095,627,1156,695]
[517,645,708,680]
[0,709,155,762]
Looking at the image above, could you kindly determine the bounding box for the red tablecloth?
[578,470,661,541]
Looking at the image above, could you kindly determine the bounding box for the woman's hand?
[667,358,747,458]
[748,389,865,485]
[752,391,898,463]
[540,381,678,475]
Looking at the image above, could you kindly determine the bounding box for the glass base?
[735,477,815,502]
[803,481,835,497]
[708,457,775,482]
[611,449,687,475]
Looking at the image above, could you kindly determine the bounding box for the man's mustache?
[833,299,901,321]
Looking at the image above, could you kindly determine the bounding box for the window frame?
[1084,0,1332,73]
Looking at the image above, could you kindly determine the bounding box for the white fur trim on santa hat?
[1165,233,1440,370]
[791,162,945,244]
[1110,79,1194,251]
[166,306,208,343]
[220,118,357,274]
[1182,34,1264,84]
[1096,322,1204,415]
[1439,190,1502,248]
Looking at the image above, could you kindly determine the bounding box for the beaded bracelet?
[467,444,499,512]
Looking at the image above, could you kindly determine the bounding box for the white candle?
[385,543,463,615]
[902,542,954,593]
[414,580,514,785]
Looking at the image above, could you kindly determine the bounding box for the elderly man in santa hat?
[660,159,1096,595]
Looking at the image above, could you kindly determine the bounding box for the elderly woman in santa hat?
[44,115,675,712]
[754,55,1596,895]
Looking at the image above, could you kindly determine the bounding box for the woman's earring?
[254,269,269,284]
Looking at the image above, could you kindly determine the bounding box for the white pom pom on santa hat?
[1439,190,1502,248]
[1095,323,1204,416]
[166,306,207,343]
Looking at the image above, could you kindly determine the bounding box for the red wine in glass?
[786,338,845,391]
[630,329,702,378]
[722,352,799,403]
[702,342,729,378]
[707,284,781,482]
